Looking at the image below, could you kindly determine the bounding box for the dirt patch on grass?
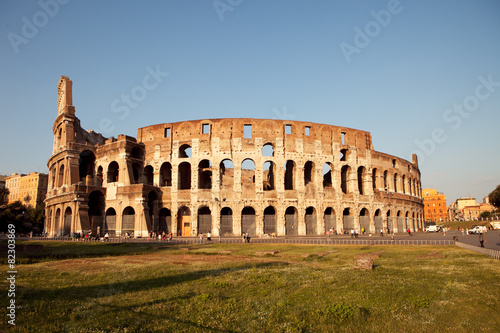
[354,252,382,259]
[417,251,445,259]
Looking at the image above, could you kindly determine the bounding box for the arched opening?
[159,162,172,187]
[394,173,399,192]
[397,210,404,232]
[105,208,117,237]
[143,165,154,186]
[54,208,61,236]
[262,143,274,157]
[402,175,406,194]
[374,209,383,233]
[359,208,370,232]
[340,148,348,161]
[284,160,295,190]
[323,163,333,187]
[88,191,104,235]
[357,166,366,195]
[341,165,350,194]
[147,191,158,233]
[178,162,191,190]
[372,168,378,190]
[383,170,388,190]
[58,164,65,187]
[179,144,192,158]
[305,207,317,235]
[241,159,255,184]
[96,166,103,187]
[78,150,96,183]
[159,208,171,235]
[241,206,256,236]
[107,162,119,183]
[387,210,393,233]
[57,128,62,147]
[220,207,233,235]
[285,206,298,235]
[198,160,212,189]
[122,207,135,237]
[51,167,56,189]
[342,208,353,232]
[324,207,336,233]
[198,206,212,234]
[263,206,276,235]
[263,161,275,191]
[63,207,72,236]
[177,206,191,236]
[131,163,141,184]
[220,159,234,188]
[405,211,410,231]
[304,161,315,186]
[131,147,143,159]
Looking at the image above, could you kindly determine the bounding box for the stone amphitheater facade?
[45,76,424,237]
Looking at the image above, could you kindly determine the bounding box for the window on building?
[164,127,171,137]
[202,124,210,134]
[285,124,292,135]
[244,124,252,138]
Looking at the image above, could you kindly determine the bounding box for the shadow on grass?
[20,261,287,303]
[0,241,190,264]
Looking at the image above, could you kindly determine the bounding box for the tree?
[0,187,9,204]
[480,211,491,219]
[488,184,500,209]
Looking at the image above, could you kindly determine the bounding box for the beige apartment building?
[5,172,48,208]
[463,203,495,221]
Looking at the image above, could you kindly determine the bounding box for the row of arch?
[46,199,422,237]
[50,149,421,199]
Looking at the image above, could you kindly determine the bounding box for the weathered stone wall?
[45,76,424,238]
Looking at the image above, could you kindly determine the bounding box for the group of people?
[242,232,251,243]
[72,231,107,241]
[326,228,337,237]
[198,232,212,243]
[150,231,173,242]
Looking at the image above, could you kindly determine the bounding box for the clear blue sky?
[1,0,499,205]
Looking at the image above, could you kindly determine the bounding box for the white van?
[425,225,440,232]
[468,226,487,234]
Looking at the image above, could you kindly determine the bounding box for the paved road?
[329,230,500,251]
[12,230,500,251]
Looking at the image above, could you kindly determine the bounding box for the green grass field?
[1,241,499,332]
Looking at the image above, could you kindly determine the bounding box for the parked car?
[425,225,440,232]
[468,226,487,234]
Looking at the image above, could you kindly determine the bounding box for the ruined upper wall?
[137,118,374,150]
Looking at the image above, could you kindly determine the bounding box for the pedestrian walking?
[478,233,486,248]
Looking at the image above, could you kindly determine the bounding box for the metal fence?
[455,241,500,260]
[21,236,500,260]
[30,236,455,246]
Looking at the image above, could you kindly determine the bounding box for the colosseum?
[45,75,424,238]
